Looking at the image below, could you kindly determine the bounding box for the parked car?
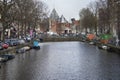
[26,37,31,42]
[0,45,3,50]
[18,39,25,44]
[24,35,32,42]
[5,39,19,46]
[0,44,4,50]
[0,41,9,49]
[0,41,4,50]
[2,43,9,49]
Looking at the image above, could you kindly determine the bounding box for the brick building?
[49,9,81,34]
[49,9,59,33]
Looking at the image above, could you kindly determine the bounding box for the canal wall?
[0,38,120,54]
[43,37,82,42]
[0,43,32,55]
[43,38,120,54]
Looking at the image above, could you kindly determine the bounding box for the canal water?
[0,42,120,80]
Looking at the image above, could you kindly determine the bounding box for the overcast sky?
[40,0,96,21]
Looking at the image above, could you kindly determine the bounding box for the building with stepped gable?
[59,15,71,34]
[49,9,60,33]
[49,9,78,34]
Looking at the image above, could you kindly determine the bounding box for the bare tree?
[0,0,49,39]
[88,1,100,35]
[12,0,48,37]
[97,0,110,34]
[80,8,96,34]
[0,0,14,40]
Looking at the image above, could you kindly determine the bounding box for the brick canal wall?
[0,38,120,54]
[43,38,120,53]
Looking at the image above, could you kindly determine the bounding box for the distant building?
[49,9,81,34]
[71,18,80,33]
[59,15,71,34]
[49,9,59,33]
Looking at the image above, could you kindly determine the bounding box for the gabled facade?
[49,9,59,33]
[49,9,71,34]
[71,18,80,33]
[59,15,71,34]
[49,9,80,34]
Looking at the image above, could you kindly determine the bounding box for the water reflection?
[0,42,120,80]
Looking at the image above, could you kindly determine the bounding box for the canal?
[0,42,120,80]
